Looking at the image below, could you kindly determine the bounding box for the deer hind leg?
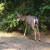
[32,25,36,41]
[36,24,41,41]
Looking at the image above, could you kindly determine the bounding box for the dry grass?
[0,31,27,38]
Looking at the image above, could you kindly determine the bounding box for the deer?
[16,12,41,41]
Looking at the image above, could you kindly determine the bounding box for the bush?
[0,0,50,34]
[41,24,47,31]
[0,11,18,31]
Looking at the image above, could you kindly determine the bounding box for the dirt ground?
[0,31,50,50]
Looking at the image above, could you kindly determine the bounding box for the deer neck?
[21,16,25,21]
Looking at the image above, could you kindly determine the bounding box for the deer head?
[16,11,22,22]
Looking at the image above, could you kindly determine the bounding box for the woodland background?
[0,0,50,34]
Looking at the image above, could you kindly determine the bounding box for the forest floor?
[0,31,50,50]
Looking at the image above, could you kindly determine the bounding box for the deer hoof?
[39,40,41,41]
[35,40,36,42]
[24,34,25,36]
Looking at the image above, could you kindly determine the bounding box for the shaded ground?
[0,31,50,50]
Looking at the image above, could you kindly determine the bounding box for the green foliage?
[0,12,18,31]
[0,3,5,17]
[0,0,50,33]
[41,24,47,31]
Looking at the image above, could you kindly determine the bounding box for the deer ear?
[16,11,20,17]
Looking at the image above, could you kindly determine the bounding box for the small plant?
[41,24,47,31]
[41,24,47,35]
[44,32,47,35]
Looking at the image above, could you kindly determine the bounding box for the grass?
[0,31,27,38]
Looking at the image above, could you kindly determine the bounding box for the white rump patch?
[34,19,38,24]
[34,19,35,24]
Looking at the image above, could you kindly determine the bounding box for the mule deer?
[16,12,40,41]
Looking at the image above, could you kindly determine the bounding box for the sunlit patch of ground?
[0,31,27,38]
[0,31,50,50]
[0,31,50,43]
[2,48,19,50]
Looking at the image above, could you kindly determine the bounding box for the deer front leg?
[24,23,27,36]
